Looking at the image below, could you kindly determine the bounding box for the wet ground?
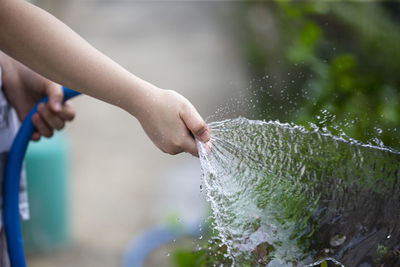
[27,1,247,266]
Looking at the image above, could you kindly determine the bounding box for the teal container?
[21,133,70,254]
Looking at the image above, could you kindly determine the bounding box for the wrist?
[119,77,161,119]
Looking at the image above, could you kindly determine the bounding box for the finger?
[32,113,53,138]
[31,132,41,142]
[181,135,199,157]
[37,103,65,130]
[57,101,75,121]
[180,102,210,143]
[46,82,63,112]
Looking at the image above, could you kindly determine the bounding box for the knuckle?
[48,83,62,96]
[169,150,179,155]
[165,89,177,96]
[33,115,43,127]
[161,143,182,155]
[179,97,189,110]
[160,145,169,154]
[43,131,52,138]
[166,89,185,103]
[55,121,65,130]
[40,106,51,117]
[180,103,189,114]
[171,138,182,148]
[37,104,45,114]
[63,107,76,120]
[68,112,76,121]
[32,114,39,124]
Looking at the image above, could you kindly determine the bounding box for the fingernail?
[199,130,210,142]
[53,101,62,111]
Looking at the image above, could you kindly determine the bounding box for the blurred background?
[21,1,400,267]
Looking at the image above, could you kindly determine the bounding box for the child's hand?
[0,52,75,141]
[135,87,210,157]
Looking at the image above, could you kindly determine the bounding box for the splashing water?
[197,117,400,266]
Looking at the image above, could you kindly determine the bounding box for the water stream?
[197,117,400,266]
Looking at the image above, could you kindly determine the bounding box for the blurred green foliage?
[174,2,400,266]
[173,239,232,267]
[243,2,400,150]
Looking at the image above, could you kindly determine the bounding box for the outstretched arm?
[0,0,210,156]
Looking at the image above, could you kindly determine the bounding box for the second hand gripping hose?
[3,87,80,267]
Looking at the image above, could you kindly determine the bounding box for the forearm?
[0,0,149,115]
[0,0,210,156]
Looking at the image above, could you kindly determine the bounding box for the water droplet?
[330,234,346,247]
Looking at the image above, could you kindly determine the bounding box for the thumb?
[46,82,63,112]
[180,103,210,143]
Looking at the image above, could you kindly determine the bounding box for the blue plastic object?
[3,87,80,267]
[121,222,204,267]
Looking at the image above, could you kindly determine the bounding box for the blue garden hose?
[3,87,80,267]
[4,87,205,267]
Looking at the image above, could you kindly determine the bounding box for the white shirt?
[0,66,30,229]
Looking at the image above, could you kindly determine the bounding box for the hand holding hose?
[134,87,210,157]
[0,51,75,140]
